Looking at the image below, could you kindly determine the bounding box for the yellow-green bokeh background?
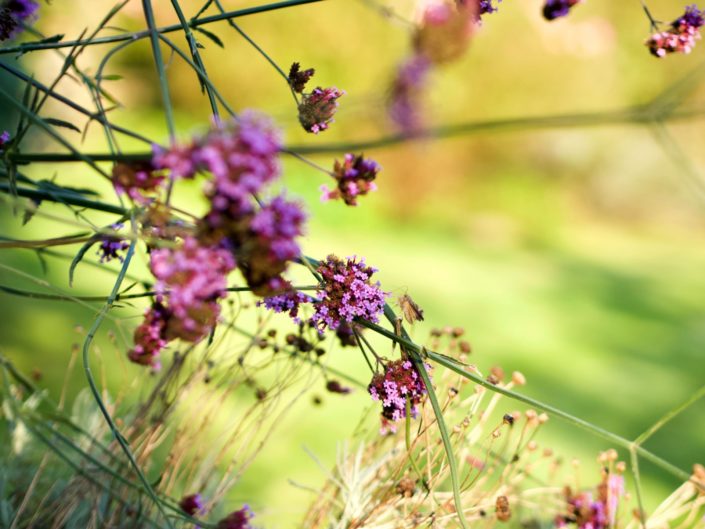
[2,0,705,526]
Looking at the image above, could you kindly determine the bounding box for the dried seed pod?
[495,495,511,522]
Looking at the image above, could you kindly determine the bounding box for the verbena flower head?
[128,302,170,370]
[321,153,380,206]
[368,359,429,434]
[217,505,254,529]
[97,223,130,263]
[153,111,282,199]
[311,255,389,331]
[414,0,476,64]
[479,0,501,15]
[388,54,431,133]
[288,62,315,93]
[0,130,10,149]
[542,0,582,21]
[240,195,307,296]
[258,288,311,322]
[298,86,345,134]
[0,0,39,41]
[150,237,235,342]
[555,471,624,529]
[112,161,165,204]
[647,5,705,57]
[179,493,206,516]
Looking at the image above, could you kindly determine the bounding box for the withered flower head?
[288,62,315,93]
[398,293,425,324]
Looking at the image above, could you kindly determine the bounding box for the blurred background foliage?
[1,0,705,526]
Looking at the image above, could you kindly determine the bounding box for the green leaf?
[69,237,99,287]
[37,34,65,44]
[96,74,123,81]
[194,26,224,48]
[44,117,81,133]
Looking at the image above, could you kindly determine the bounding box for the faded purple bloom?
[128,302,170,371]
[335,321,358,347]
[326,380,352,394]
[647,5,705,57]
[97,223,130,263]
[258,288,311,322]
[240,195,307,297]
[150,237,235,342]
[112,161,165,204]
[368,359,429,434]
[311,255,389,331]
[298,86,345,134]
[179,493,205,516]
[388,55,431,133]
[217,505,254,529]
[555,472,624,529]
[542,0,582,21]
[152,143,198,180]
[321,154,380,206]
[0,130,10,150]
[479,0,501,15]
[0,0,39,41]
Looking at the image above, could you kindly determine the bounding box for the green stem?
[0,0,326,55]
[80,220,176,529]
[168,0,220,119]
[142,0,176,143]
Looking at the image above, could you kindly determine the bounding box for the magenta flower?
[647,5,705,57]
[97,223,130,263]
[258,288,312,322]
[542,0,582,21]
[311,255,389,331]
[217,505,254,529]
[298,86,345,134]
[368,359,429,434]
[150,237,235,342]
[388,55,431,133]
[0,130,10,150]
[128,302,170,370]
[179,493,206,516]
[321,154,380,206]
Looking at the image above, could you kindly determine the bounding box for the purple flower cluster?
[179,493,206,516]
[149,237,235,343]
[311,255,389,331]
[128,302,170,370]
[542,0,582,21]
[388,55,431,133]
[258,288,311,322]
[647,5,705,57]
[0,130,10,150]
[97,223,129,263]
[321,153,380,206]
[479,0,501,15]
[298,86,345,134]
[217,505,255,529]
[368,359,429,434]
[155,111,282,197]
[0,0,39,41]
[240,194,307,296]
[555,474,624,529]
